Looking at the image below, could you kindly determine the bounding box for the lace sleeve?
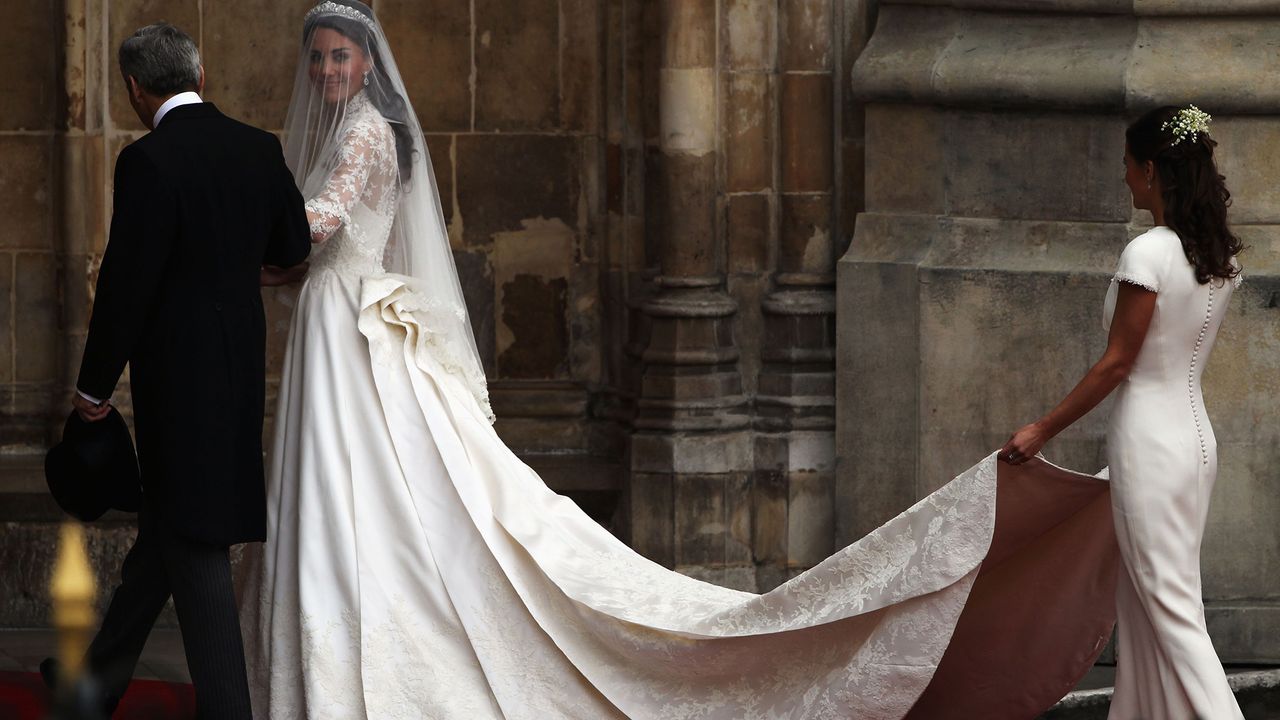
[305,118,394,243]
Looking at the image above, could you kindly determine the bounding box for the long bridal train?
[239,272,1120,720]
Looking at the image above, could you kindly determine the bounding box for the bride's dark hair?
[303,0,415,183]
[1126,106,1242,285]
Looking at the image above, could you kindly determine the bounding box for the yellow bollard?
[50,521,97,683]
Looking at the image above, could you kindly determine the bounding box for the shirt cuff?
[77,389,107,405]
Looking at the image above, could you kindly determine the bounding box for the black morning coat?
[77,102,311,547]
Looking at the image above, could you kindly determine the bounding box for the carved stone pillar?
[628,0,753,588]
[752,0,839,587]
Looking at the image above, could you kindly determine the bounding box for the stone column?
[840,0,1280,663]
[59,0,106,428]
[752,0,839,587]
[629,0,754,588]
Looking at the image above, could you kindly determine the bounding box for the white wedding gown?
[237,93,1122,719]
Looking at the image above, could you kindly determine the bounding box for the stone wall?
[0,2,62,452]
[840,0,1280,663]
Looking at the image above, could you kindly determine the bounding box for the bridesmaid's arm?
[1000,282,1157,464]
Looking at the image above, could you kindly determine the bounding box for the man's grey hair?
[118,23,201,96]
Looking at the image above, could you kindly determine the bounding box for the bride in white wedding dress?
[238,2,1124,718]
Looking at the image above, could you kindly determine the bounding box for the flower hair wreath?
[1162,105,1212,146]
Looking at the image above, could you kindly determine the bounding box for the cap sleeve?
[1112,231,1169,293]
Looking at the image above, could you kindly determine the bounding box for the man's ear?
[127,75,142,100]
[196,66,205,95]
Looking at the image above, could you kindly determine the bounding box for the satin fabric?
[237,264,1121,719]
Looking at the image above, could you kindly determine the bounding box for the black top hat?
[44,408,142,522]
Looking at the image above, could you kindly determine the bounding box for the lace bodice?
[305,92,399,277]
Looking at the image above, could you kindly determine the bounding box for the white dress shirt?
[76,92,205,406]
[153,91,203,127]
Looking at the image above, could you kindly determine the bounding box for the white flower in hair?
[1162,105,1212,146]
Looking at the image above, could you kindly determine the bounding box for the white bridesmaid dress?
[1103,226,1244,720]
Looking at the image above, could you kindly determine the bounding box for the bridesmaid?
[1001,105,1244,720]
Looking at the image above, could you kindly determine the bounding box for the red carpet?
[0,671,195,719]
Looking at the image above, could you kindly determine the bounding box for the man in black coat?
[65,22,310,718]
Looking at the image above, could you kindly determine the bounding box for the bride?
[239,2,1128,718]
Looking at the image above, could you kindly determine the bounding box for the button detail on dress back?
[1190,284,1214,465]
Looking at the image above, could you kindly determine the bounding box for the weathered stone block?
[864,104,946,214]
[724,73,773,193]
[787,471,834,566]
[1210,117,1280,224]
[840,138,866,237]
[0,2,59,131]
[15,253,57,383]
[853,6,1133,111]
[659,67,717,155]
[931,11,1133,110]
[1205,603,1280,664]
[453,249,495,374]
[723,0,776,71]
[1130,17,1280,115]
[675,474,726,567]
[627,471,675,567]
[475,0,559,131]
[0,255,11,384]
[62,253,91,338]
[780,74,833,193]
[750,469,788,566]
[780,0,833,71]
[495,225,572,379]
[456,135,580,248]
[727,194,770,274]
[202,0,311,131]
[660,0,716,68]
[650,153,717,276]
[630,431,752,474]
[423,135,455,224]
[1136,0,1280,12]
[729,275,766,398]
[379,0,472,132]
[780,194,832,274]
[0,136,53,251]
[562,0,602,132]
[945,111,1128,222]
[568,260,603,383]
[725,472,753,566]
[496,270,568,381]
[109,0,200,131]
[59,134,107,259]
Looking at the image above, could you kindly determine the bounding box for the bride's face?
[308,27,372,105]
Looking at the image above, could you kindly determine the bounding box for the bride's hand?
[999,422,1048,465]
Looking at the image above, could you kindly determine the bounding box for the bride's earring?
[363,71,370,87]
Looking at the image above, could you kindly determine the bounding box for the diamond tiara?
[305,1,376,32]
